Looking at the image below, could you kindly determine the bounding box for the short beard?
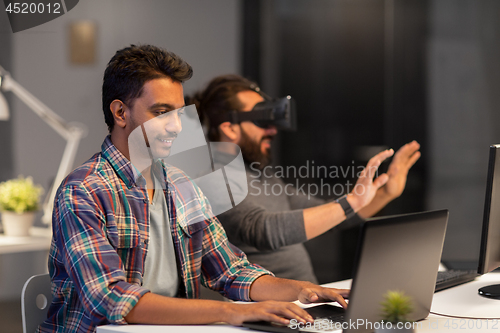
[239,127,272,170]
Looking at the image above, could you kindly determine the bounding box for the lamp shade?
[0,91,9,120]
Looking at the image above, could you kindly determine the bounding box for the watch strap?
[336,195,356,219]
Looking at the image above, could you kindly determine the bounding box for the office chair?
[21,274,52,333]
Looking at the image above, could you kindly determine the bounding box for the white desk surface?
[0,227,51,254]
[97,273,500,333]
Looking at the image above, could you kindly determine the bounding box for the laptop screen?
[345,209,448,333]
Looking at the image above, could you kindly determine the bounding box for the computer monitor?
[478,144,500,298]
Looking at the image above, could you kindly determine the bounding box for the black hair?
[102,44,193,132]
[185,74,260,141]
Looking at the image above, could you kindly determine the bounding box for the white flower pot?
[1,211,35,237]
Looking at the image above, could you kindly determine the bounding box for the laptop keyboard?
[435,270,478,292]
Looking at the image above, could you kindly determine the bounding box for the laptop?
[243,209,449,333]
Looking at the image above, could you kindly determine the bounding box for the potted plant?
[0,176,43,236]
[375,290,415,333]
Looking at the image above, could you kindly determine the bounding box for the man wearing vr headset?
[188,74,420,283]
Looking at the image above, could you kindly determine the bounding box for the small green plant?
[380,290,414,324]
[0,176,43,213]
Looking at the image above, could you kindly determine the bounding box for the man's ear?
[110,100,126,129]
[219,122,240,142]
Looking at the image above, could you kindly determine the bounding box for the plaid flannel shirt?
[38,136,271,333]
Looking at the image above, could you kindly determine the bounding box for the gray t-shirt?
[142,176,179,297]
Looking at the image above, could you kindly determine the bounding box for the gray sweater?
[197,151,362,283]
[217,164,323,283]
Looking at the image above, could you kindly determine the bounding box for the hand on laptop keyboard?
[296,284,350,308]
[237,276,349,327]
[224,301,315,326]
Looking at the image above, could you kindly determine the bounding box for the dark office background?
[242,0,500,283]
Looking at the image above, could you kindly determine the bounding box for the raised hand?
[382,141,421,200]
[347,149,394,211]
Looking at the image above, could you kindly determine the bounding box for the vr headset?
[210,95,297,131]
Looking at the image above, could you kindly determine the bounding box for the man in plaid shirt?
[38,45,392,332]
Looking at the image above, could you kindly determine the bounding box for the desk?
[97,273,500,333]
[0,226,51,300]
[0,227,51,254]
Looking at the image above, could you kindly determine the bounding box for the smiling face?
[236,90,278,167]
[112,77,185,160]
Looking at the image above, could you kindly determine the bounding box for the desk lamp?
[0,66,88,225]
